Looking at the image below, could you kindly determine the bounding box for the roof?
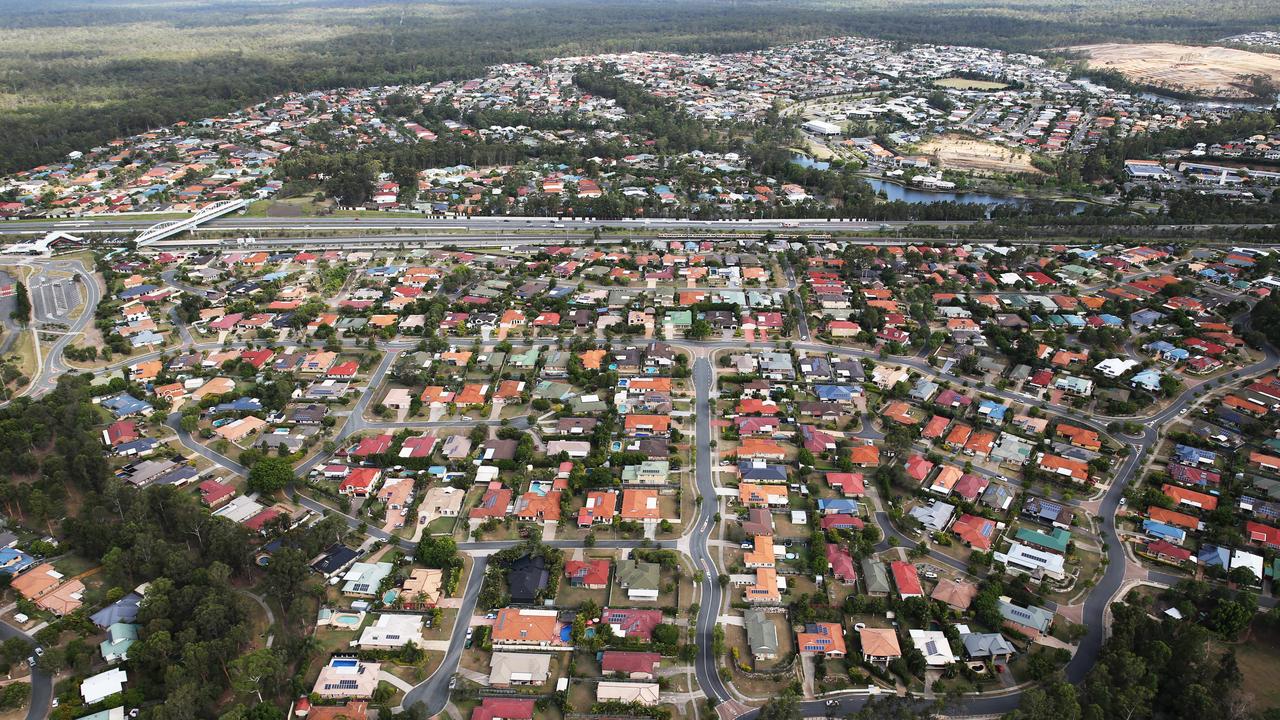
[491,608,560,644]
[998,599,1054,632]
[508,555,550,603]
[858,627,901,658]
[601,650,661,675]
[488,651,552,685]
[890,561,923,597]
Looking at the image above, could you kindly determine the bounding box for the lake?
[862,177,1088,214]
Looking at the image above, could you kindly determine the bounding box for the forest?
[4,0,1280,173]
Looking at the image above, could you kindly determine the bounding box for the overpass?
[133,199,248,246]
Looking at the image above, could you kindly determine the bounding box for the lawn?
[1224,623,1280,712]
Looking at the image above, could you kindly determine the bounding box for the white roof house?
[489,651,553,686]
[596,681,661,706]
[995,542,1066,580]
[908,629,956,666]
[1094,358,1138,378]
[1230,549,1265,585]
[356,613,424,649]
[82,667,128,704]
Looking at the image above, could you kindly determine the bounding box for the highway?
[0,215,962,237]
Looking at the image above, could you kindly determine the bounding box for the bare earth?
[916,134,1042,175]
[1068,43,1280,99]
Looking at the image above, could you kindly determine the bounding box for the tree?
[262,547,310,613]
[416,536,459,568]
[230,648,283,703]
[247,457,294,494]
[10,282,30,324]
[757,692,800,720]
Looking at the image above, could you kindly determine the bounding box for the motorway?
[0,216,958,237]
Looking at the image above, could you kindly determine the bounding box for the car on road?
[825,700,840,707]
[1179,407,1188,414]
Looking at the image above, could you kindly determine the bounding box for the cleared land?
[916,134,1042,175]
[1068,42,1280,99]
[934,77,1009,90]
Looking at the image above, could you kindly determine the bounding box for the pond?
[862,177,1088,215]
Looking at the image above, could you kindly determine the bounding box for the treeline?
[0,376,285,718]
[7,0,1280,172]
[1006,599,1267,720]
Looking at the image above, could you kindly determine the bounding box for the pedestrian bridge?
[134,199,248,246]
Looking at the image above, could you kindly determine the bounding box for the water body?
[792,155,831,171]
[862,177,1088,214]
[1135,91,1280,111]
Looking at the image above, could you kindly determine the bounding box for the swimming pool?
[330,658,359,668]
[333,615,361,626]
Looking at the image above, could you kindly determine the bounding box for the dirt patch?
[917,134,1042,175]
[1067,43,1280,99]
[933,77,1009,91]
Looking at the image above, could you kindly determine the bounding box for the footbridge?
[134,199,248,246]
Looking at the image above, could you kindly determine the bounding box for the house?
[470,483,513,519]
[859,627,901,666]
[82,668,129,705]
[357,614,424,650]
[99,622,139,663]
[847,444,880,467]
[1015,527,1071,554]
[952,514,997,550]
[419,486,464,523]
[601,608,663,641]
[341,561,394,597]
[491,608,564,647]
[313,657,381,699]
[1142,540,1192,565]
[797,622,846,657]
[909,629,955,666]
[340,468,382,497]
[931,578,979,612]
[401,568,444,608]
[620,488,662,523]
[11,562,84,615]
[890,561,923,598]
[471,698,535,720]
[1023,497,1073,529]
[601,651,661,680]
[564,559,610,590]
[508,555,550,604]
[488,652,553,687]
[826,472,865,497]
[744,608,779,661]
[616,559,661,601]
[596,681,660,706]
[961,632,1016,661]
[578,490,619,527]
[996,543,1066,580]
[998,599,1055,638]
[908,501,954,533]
[738,483,789,507]
[862,558,891,595]
[826,544,858,584]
